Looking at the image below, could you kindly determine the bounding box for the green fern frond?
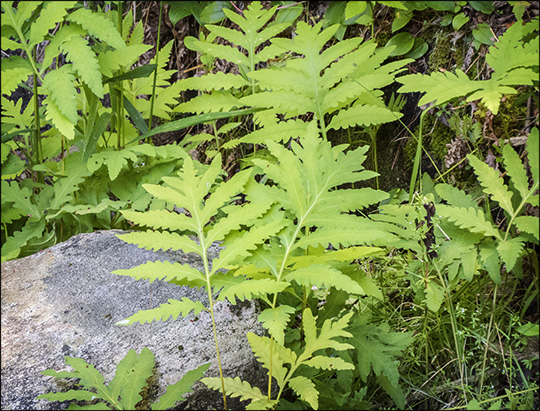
[397,19,539,114]
[28,1,76,48]
[435,183,479,209]
[66,8,126,50]
[121,210,199,233]
[116,231,202,256]
[257,305,296,346]
[201,376,267,403]
[467,154,515,216]
[302,355,354,371]
[115,297,207,326]
[174,90,243,114]
[487,18,539,76]
[496,237,525,272]
[327,104,402,130]
[42,64,78,125]
[150,363,211,410]
[113,260,206,285]
[217,278,290,305]
[60,35,103,98]
[247,332,297,389]
[301,309,354,357]
[222,119,308,148]
[177,72,249,92]
[514,216,539,241]
[98,44,153,77]
[288,376,319,410]
[286,264,365,294]
[43,93,75,139]
[528,127,539,187]
[436,205,502,239]
[211,218,288,273]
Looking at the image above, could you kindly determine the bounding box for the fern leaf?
[257,305,296,346]
[29,1,76,48]
[151,363,211,410]
[63,357,110,399]
[286,264,365,294]
[66,8,126,50]
[60,36,103,98]
[201,376,267,403]
[121,210,199,233]
[117,230,199,258]
[503,142,531,202]
[436,205,502,239]
[189,40,249,67]
[217,278,289,305]
[479,240,502,283]
[1,219,45,263]
[289,246,383,268]
[397,69,478,109]
[527,127,539,191]
[247,332,296,389]
[514,216,539,241]
[174,90,243,114]
[37,390,97,402]
[139,184,188,213]
[496,237,525,272]
[435,183,479,209]
[1,180,42,220]
[115,297,207,326]
[177,72,249,92]
[222,119,308,148]
[42,64,78,124]
[465,79,520,115]
[200,168,252,224]
[211,218,288,273]
[350,323,414,387]
[98,44,153,77]
[301,309,354,361]
[43,93,75,139]
[467,154,515,216]
[288,376,319,410]
[328,104,401,130]
[303,355,354,371]
[1,65,33,97]
[487,18,539,75]
[49,172,86,210]
[87,149,138,180]
[109,348,154,409]
[112,260,206,286]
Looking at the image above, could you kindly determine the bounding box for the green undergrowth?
[2,1,538,410]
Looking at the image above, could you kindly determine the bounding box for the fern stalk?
[32,53,44,184]
[147,1,162,138]
[116,4,125,149]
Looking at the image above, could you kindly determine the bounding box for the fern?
[38,348,210,410]
[397,18,539,114]
[66,7,126,50]
[60,35,104,98]
[240,22,411,139]
[436,127,539,278]
[113,153,284,408]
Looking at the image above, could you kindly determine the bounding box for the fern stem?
[148,1,162,139]
[479,284,498,394]
[32,55,44,184]
[116,3,125,149]
[206,286,228,410]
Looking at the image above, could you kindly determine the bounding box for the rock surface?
[1,230,266,410]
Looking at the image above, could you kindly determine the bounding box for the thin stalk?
[479,285,498,394]
[147,0,162,141]
[32,56,44,184]
[116,4,125,149]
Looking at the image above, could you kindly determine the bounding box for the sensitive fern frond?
[241,24,409,137]
[397,18,539,114]
[115,297,207,326]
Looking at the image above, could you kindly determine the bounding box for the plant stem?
[479,284,498,394]
[148,1,162,142]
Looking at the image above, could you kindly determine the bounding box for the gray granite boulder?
[1,230,266,410]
